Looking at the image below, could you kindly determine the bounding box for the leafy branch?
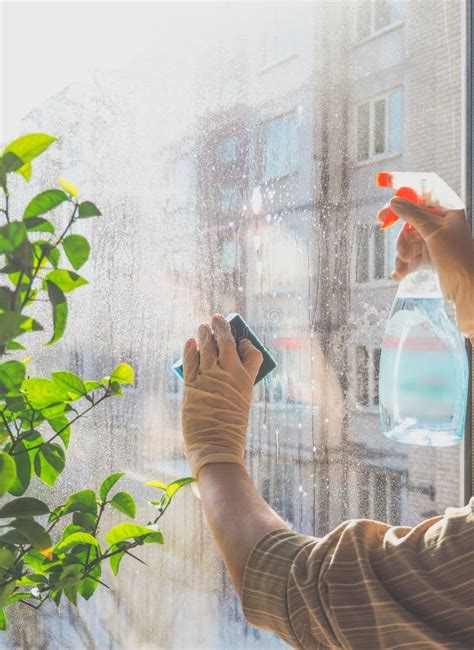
[0,133,195,630]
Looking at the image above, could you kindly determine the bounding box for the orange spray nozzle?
[377,173,419,229]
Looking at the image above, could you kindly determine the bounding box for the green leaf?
[23,216,55,233]
[46,280,67,345]
[3,134,57,169]
[5,341,26,351]
[62,235,90,270]
[0,312,43,346]
[42,402,68,419]
[0,548,15,581]
[78,563,101,600]
[143,531,164,544]
[0,222,27,254]
[23,549,50,573]
[5,592,34,605]
[84,380,101,391]
[62,489,97,516]
[47,415,70,448]
[0,361,26,393]
[110,492,136,518]
[72,512,96,532]
[164,477,196,497]
[23,189,68,218]
[109,550,125,576]
[22,378,69,409]
[34,443,65,486]
[8,442,32,496]
[56,564,82,591]
[99,472,124,501]
[44,269,88,293]
[0,497,49,518]
[78,201,101,218]
[145,480,167,491]
[0,452,16,496]
[2,151,24,173]
[0,608,6,630]
[52,371,86,399]
[0,583,16,608]
[105,523,157,547]
[55,532,99,553]
[18,162,32,181]
[110,363,134,385]
[146,477,196,498]
[11,518,52,554]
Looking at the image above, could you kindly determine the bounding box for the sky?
[0,0,240,142]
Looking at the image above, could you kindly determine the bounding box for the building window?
[220,186,242,214]
[356,0,404,41]
[262,113,298,181]
[358,466,403,525]
[355,224,386,283]
[355,345,369,406]
[356,88,403,162]
[221,137,238,165]
[221,240,237,271]
[262,7,297,69]
[354,345,381,408]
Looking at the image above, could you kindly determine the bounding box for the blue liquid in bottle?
[379,268,468,447]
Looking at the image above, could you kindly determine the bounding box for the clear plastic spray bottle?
[377,171,469,447]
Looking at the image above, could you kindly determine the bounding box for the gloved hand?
[181,314,263,477]
[379,198,474,340]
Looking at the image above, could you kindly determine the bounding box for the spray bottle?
[376,171,469,446]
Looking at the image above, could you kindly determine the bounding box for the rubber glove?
[181,314,263,478]
[381,198,474,340]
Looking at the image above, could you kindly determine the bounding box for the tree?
[0,133,194,629]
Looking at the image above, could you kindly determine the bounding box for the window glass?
[263,6,297,67]
[356,345,369,406]
[357,102,370,160]
[373,347,381,407]
[221,186,242,214]
[356,224,370,282]
[222,137,238,165]
[373,225,385,279]
[262,113,298,180]
[388,88,403,152]
[4,2,465,647]
[374,471,387,520]
[374,98,386,155]
[374,1,392,32]
[221,239,237,271]
[356,1,372,41]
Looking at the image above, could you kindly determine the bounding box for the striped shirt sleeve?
[242,498,474,649]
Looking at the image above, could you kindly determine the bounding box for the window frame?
[353,0,405,45]
[463,1,473,502]
[353,223,389,286]
[354,87,403,165]
[260,9,298,72]
[260,110,299,182]
[352,344,381,412]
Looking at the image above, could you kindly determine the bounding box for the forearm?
[197,463,288,597]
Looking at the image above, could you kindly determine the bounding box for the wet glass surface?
[1,1,465,647]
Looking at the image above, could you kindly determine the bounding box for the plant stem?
[19,202,78,311]
[11,393,109,456]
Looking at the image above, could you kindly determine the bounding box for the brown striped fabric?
[242,498,474,649]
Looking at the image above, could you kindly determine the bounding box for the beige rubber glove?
[379,198,474,340]
[181,314,263,477]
